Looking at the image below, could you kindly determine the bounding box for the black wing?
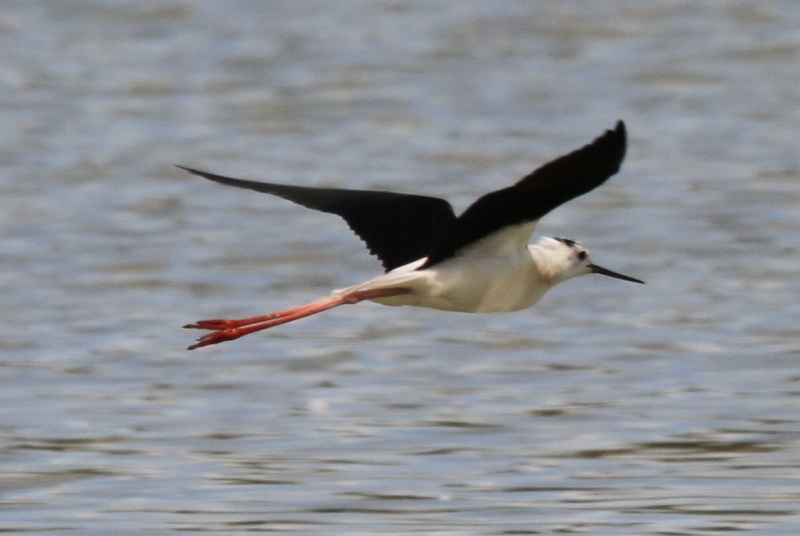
[421,121,627,268]
[179,166,457,272]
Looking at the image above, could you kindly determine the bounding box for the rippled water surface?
[2,2,800,534]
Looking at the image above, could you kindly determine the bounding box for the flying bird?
[180,120,642,349]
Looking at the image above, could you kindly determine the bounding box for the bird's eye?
[577,251,587,261]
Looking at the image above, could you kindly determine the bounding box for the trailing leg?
[185,287,410,350]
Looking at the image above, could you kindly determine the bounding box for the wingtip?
[613,120,626,138]
[607,120,627,163]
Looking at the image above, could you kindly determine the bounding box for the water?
[2,1,800,534]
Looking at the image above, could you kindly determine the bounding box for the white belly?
[368,256,548,313]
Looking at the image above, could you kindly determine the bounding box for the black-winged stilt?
[180,120,642,350]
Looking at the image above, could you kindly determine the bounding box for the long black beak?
[589,263,644,284]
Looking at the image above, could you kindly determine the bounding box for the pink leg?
[185,287,409,350]
[184,305,317,331]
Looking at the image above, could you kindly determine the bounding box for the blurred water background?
[2,1,800,534]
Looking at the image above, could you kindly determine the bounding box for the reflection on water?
[2,1,800,534]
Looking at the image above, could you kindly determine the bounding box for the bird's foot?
[183,318,239,330]
[187,329,241,350]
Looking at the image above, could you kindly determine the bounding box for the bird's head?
[537,237,644,285]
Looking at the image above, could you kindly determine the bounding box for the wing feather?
[178,166,456,271]
[421,121,626,268]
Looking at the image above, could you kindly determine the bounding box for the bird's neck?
[527,244,567,287]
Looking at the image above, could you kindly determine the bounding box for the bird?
[180,120,642,350]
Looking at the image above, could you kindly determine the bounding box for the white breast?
[359,251,548,313]
[337,221,553,313]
